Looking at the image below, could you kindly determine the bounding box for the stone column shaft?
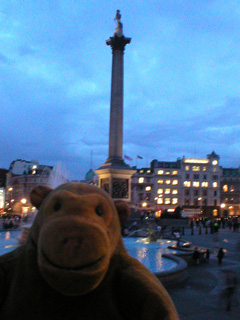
[109,49,124,159]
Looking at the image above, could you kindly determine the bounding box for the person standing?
[217,248,224,266]
[224,272,237,311]
[205,249,210,263]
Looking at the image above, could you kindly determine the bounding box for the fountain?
[48,162,69,189]
[123,231,190,287]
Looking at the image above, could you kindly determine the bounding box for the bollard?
[199,226,201,234]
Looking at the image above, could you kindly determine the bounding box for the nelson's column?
[95,10,136,202]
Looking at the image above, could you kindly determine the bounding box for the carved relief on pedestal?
[112,178,129,199]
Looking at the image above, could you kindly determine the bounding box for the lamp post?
[8,187,13,212]
[220,203,226,218]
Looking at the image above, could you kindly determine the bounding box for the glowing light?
[184,159,209,164]
[21,198,27,204]
[164,198,171,204]
[202,182,208,187]
[220,204,226,208]
[192,166,200,172]
[142,202,147,207]
[145,186,151,191]
[212,160,218,165]
[184,181,191,187]
[138,177,144,183]
[193,181,200,187]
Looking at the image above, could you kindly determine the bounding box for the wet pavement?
[167,227,240,319]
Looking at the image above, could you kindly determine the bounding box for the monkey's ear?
[30,185,53,209]
[114,200,130,225]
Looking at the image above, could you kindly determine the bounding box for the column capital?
[106,35,131,52]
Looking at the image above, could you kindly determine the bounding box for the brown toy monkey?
[0,182,178,319]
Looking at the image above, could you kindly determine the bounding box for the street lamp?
[21,199,27,204]
[8,187,13,212]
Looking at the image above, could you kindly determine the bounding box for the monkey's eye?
[54,202,62,211]
[95,205,104,217]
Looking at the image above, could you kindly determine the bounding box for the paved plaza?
[167,227,240,320]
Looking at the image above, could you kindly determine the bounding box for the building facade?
[6,160,54,214]
[0,169,8,210]
[131,152,222,218]
[220,167,240,216]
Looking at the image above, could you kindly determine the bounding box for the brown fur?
[0,182,178,319]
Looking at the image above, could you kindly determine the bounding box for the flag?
[137,155,143,159]
[124,155,133,161]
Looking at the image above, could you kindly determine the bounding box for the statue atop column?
[114,10,123,37]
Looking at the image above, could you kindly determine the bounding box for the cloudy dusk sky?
[0,0,239,180]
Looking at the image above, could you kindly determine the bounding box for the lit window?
[165,198,171,205]
[202,182,208,187]
[185,166,190,171]
[230,186,234,192]
[32,170,36,175]
[165,180,171,185]
[138,177,144,183]
[145,186,151,191]
[212,160,218,165]
[172,198,178,204]
[203,167,207,171]
[158,180,164,184]
[139,170,143,173]
[165,171,170,175]
[157,189,163,194]
[193,181,200,187]
[192,166,200,172]
[212,209,218,216]
[157,198,163,204]
[213,168,217,172]
[172,180,178,185]
[142,202,147,207]
[158,170,164,175]
[213,182,218,188]
[172,171,178,175]
[172,189,178,194]
[184,181,191,187]
[32,165,37,169]
[165,189,171,194]
[147,170,151,173]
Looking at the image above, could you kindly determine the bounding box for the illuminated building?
[220,167,240,216]
[131,152,222,217]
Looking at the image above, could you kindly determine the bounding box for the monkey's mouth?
[41,250,106,271]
